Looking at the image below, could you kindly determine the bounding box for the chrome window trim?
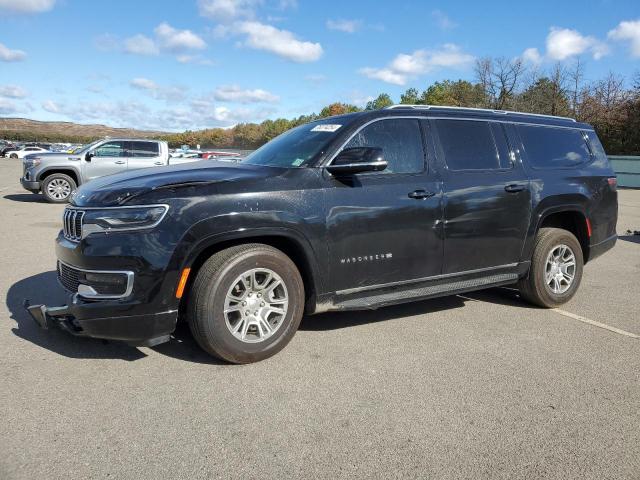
[58,260,135,300]
[322,115,588,169]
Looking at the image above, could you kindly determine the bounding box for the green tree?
[421,80,486,107]
[400,88,421,104]
[319,102,361,117]
[365,93,394,110]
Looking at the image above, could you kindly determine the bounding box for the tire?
[187,244,305,364]
[518,227,584,308]
[42,173,76,203]
[10,153,18,159]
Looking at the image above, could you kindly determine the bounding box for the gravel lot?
[1,158,638,479]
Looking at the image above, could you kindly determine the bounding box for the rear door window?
[435,120,510,171]
[517,125,590,169]
[130,141,160,158]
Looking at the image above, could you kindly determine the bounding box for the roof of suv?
[335,105,592,129]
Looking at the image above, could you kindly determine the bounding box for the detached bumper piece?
[23,298,177,347]
[24,300,84,336]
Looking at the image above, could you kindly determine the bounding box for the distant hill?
[0,117,170,142]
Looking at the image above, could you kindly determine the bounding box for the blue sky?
[0,0,639,132]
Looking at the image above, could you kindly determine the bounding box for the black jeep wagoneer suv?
[27,105,618,363]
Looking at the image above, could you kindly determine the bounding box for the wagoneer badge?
[340,253,393,264]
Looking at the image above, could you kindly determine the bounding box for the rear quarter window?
[517,125,591,169]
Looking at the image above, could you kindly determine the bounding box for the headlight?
[82,205,168,235]
[24,157,41,167]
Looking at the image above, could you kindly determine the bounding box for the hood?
[27,152,83,161]
[71,160,285,207]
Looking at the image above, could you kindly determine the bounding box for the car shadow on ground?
[3,193,46,203]
[6,271,147,361]
[619,234,640,244]
[7,271,534,364]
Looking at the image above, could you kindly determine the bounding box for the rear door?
[127,141,164,171]
[432,118,531,274]
[85,140,128,180]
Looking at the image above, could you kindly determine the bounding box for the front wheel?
[42,173,76,203]
[187,244,305,363]
[518,227,584,308]
[10,153,18,159]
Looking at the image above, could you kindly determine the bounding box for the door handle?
[504,184,526,193]
[114,160,126,165]
[154,161,164,165]
[408,189,435,200]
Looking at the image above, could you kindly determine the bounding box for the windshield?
[242,119,349,168]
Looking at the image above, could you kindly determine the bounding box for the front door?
[431,118,531,274]
[84,140,128,181]
[325,117,443,292]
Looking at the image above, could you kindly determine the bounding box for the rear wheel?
[42,173,76,203]
[10,153,18,159]
[518,227,583,308]
[187,244,304,363]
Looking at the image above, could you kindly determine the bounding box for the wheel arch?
[38,167,80,186]
[530,201,591,263]
[178,228,322,315]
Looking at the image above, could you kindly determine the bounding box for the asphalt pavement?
[0,158,638,479]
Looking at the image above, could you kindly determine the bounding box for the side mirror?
[325,147,387,175]
[85,151,95,162]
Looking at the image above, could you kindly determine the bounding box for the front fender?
[169,211,326,302]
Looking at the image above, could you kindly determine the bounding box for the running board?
[333,273,518,310]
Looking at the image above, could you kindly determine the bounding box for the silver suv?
[20,138,170,203]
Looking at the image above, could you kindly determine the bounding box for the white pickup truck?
[20,138,199,203]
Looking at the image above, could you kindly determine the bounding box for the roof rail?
[384,104,576,122]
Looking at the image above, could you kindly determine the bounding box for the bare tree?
[474,57,527,109]
[567,59,585,118]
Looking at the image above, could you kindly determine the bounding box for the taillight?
[607,177,617,191]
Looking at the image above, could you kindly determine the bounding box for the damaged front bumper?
[24,295,178,347]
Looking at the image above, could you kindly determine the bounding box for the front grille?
[57,262,80,293]
[62,208,84,241]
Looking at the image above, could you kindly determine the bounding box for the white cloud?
[360,44,474,85]
[326,19,362,33]
[359,68,407,86]
[0,42,26,62]
[608,19,640,57]
[237,21,323,62]
[154,22,207,51]
[41,100,61,113]
[521,47,543,65]
[0,98,18,114]
[213,85,279,103]
[176,54,214,65]
[305,74,327,84]
[432,10,457,30]
[130,77,158,90]
[129,77,187,102]
[124,34,159,55]
[0,84,28,98]
[0,0,55,13]
[546,27,608,60]
[197,0,259,21]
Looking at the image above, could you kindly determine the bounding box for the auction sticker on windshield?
[311,124,342,132]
